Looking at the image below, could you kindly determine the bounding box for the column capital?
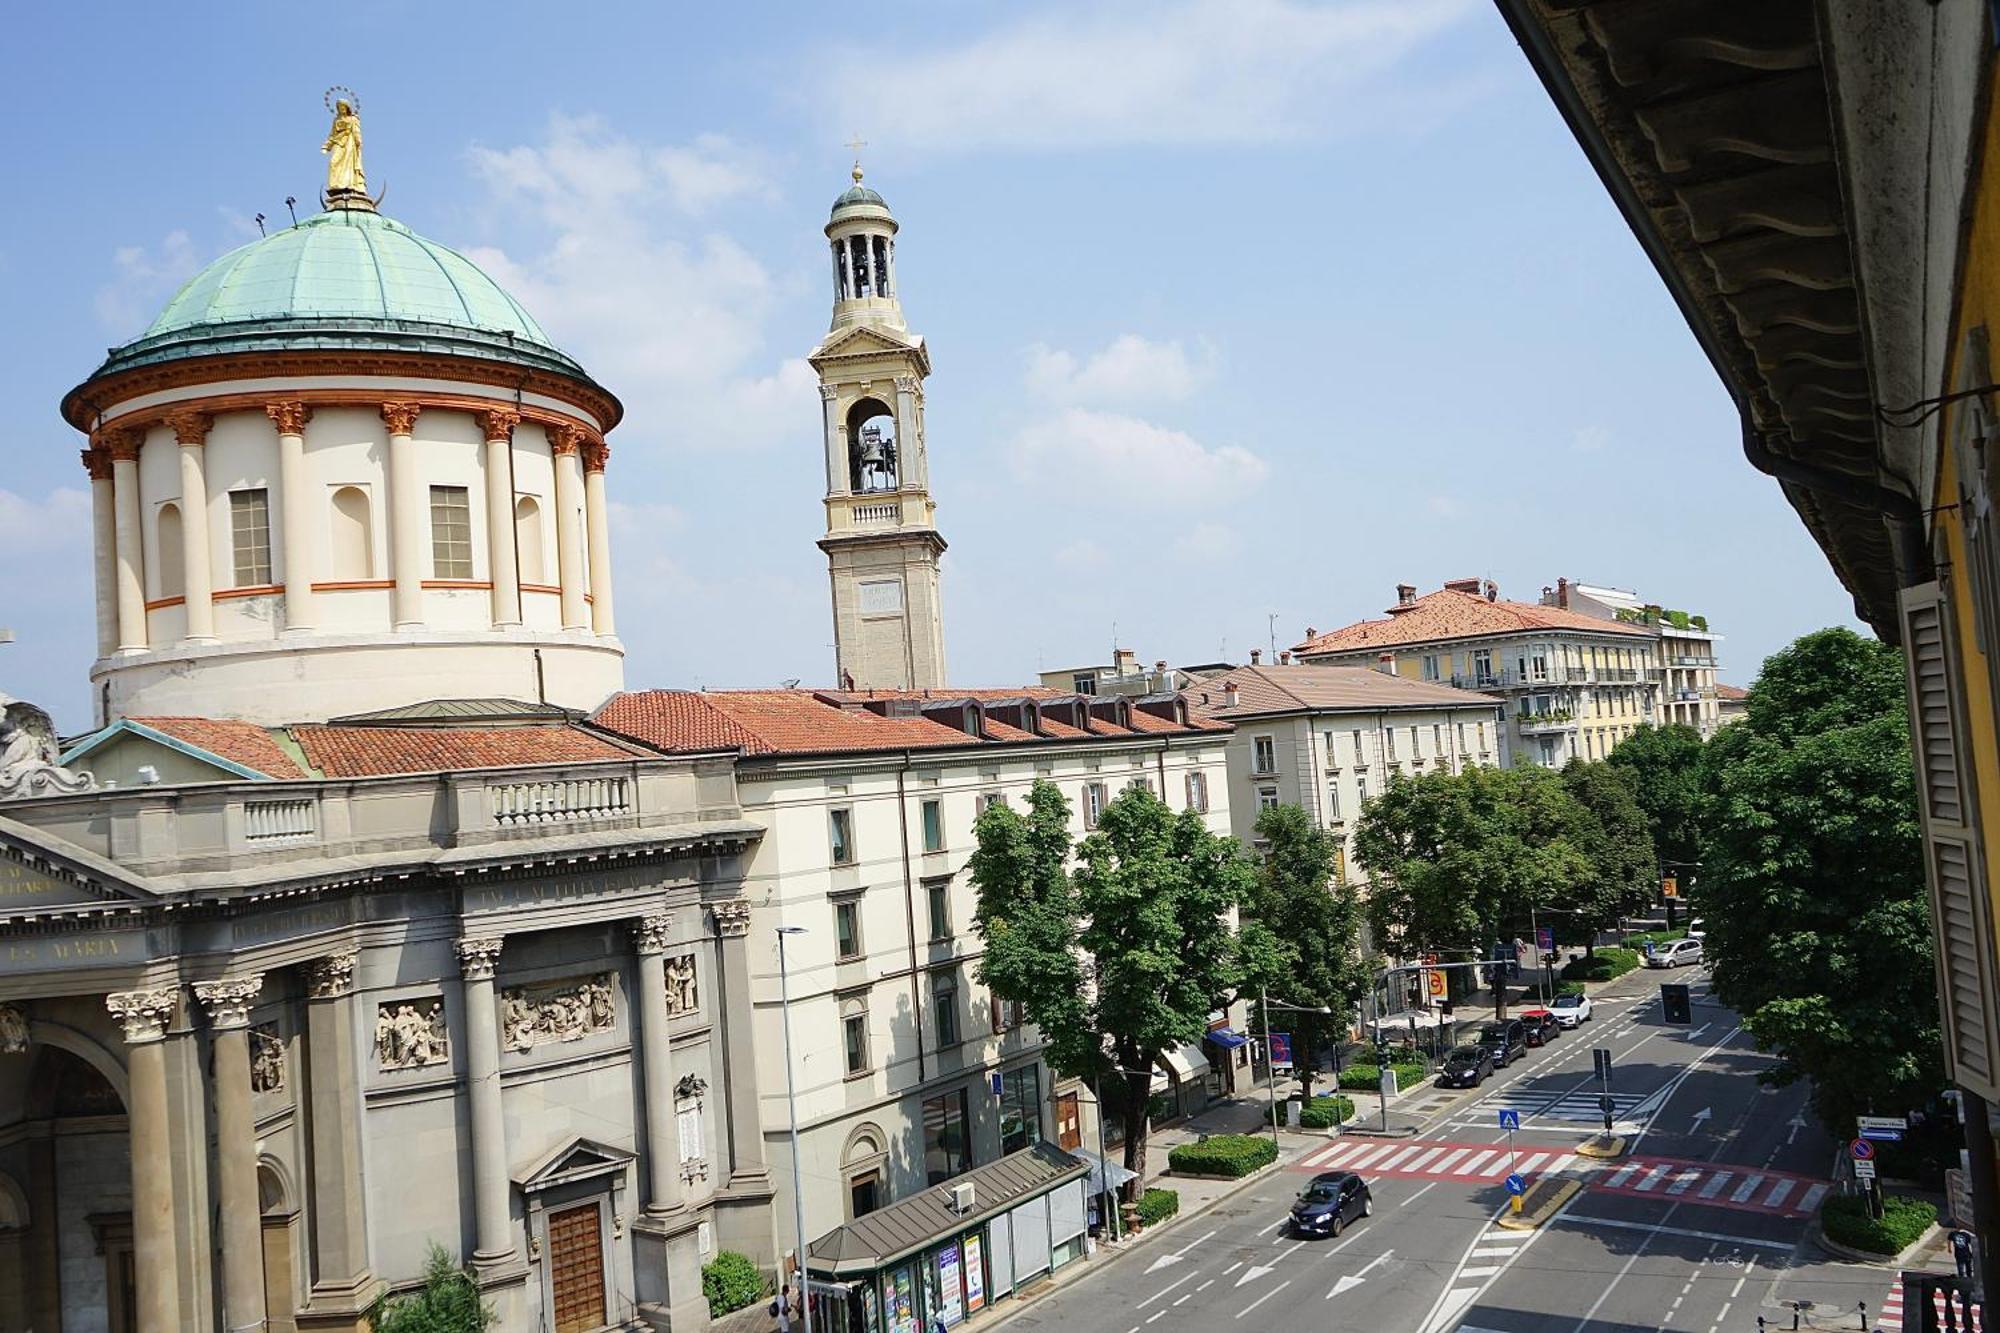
[193,975,264,1030]
[101,426,145,464]
[548,421,586,456]
[167,409,213,446]
[306,949,358,999]
[107,987,179,1045]
[709,898,752,938]
[893,376,921,395]
[380,400,424,436]
[818,383,841,402]
[457,936,505,981]
[80,444,113,481]
[478,407,522,442]
[265,400,314,436]
[632,912,673,956]
[582,439,610,473]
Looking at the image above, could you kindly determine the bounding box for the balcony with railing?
[1451,666,1583,691]
[1515,710,1575,732]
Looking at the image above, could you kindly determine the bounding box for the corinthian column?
[166,412,216,642]
[479,409,522,630]
[382,401,425,630]
[82,445,118,660]
[107,986,182,1333]
[194,975,266,1330]
[457,936,515,1267]
[820,384,846,496]
[632,913,682,1215]
[106,427,148,651]
[266,401,316,633]
[549,424,589,631]
[710,898,766,1184]
[893,376,923,490]
[581,439,616,637]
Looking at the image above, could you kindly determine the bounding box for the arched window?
[844,399,898,493]
[515,496,546,584]
[329,486,373,580]
[156,503,184,599]
[842,1121,889,1219]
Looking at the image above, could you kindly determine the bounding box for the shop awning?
[1204,1028,1250,1050]
[1075,1150,1139,1196]
[806,1142,1088,1278]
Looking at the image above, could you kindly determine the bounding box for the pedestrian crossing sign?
[1498,1109,1521,1131]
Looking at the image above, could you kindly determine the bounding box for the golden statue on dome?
[321,87,371,207]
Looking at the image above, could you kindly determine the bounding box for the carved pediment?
[0,824,157,915]
[513,1133,636,1194]
[809,324,930,371]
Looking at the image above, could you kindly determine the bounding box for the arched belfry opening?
[846,398,899,493]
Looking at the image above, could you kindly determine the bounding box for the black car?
[1290,1170,1372,1237]
[1520,1009,1560,1047]
[1436,1044,1495,1088]
[1477,1018,1528,1067]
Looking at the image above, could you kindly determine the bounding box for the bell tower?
[810,163,948,690]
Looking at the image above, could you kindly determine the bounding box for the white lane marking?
[1146,1312,1165,1325]
[1665,1169,1702,1196]
[1432,1148,1471,1174]
[1606,1163,1640,1188]
[1697,1171,1733,1200]
[1546,1153,1578,1175]
[1517,1152,1551,1175]
[1172,1294,1191,1306]
[1234,1280,1292,1319]
[1397,1181,1439,1208]
[1552,1213,1795,1251]
[1222,1260,1243,1275]
[1461,1265,1502,1278]
[1431,1286,1483,1332]
[1633,1165,1670,1192]
[1461,1149,1499,1175]
[1195,1280,1214,1293]
[1343,1144,1396,1170]
[1470,1247,1515,1259]
[1380,1145,1426,1171]
[1763,1179,1795,1209]
[1797,1183,1829,1213]
[1135,1272,1199,1309]
[1728,1174,1764,1204]
[1404,1147,1446,1172]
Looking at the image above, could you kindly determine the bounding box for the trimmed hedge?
[1336,1062,1428,1092]
[1168,1133,1279,1178]
[1626,929,1687,950]
[1299,1095,1356,1129]
[1821,1193,1936,1255]
[700,1250,764,1317]
[1555,980,1586,998]
[1563,947,1642,982]
[1137,1187,1180,1228]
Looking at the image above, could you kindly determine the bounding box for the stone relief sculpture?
[0,697,94,801]
[664,954,698,1015]
[250,1023,285,1093]
[0,1003,27,1054]
[375,999,449,1071]
[500,973,615,1053]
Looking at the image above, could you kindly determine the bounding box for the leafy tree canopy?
[1556,760,1658,952]
[1606,722,1707,866]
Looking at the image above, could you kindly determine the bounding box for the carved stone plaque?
[501,973,615,1053]
[375,999,449,1071]
[250,1022,284,1093]
[664,954,698,1016]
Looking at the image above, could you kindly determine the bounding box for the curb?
[1575,1134,1629,1160]
[1496,1178,1581,1230]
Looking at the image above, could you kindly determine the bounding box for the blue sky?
[1,2,1860,727]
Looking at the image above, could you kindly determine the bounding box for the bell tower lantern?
[810,164,948,690]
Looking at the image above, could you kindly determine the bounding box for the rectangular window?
[1473,650,1493,684]
[829,807,855,865]
[1333,844,1348,884]
[1252,735,1277,774]
[1327,781,1341,819]
[998,1066,1042,1155]
[850,1171,882,1218]
[1384,728,1396,758]
[1410,725,1421,757]
[229,489,272,586]
[933,970,960,1048]
[1422,654,1440,681]
[1083,782,1107,829]
[1126,775,1153,795]
[977,791,1005,813]
[428,484,473,579]
[923,1088,971,1184]
[1458,722,1468,753]
[1433,724,1444,755]
[1357,773,1369,804]
[834,898,862,960]
[1072,673,1096,695]
[1185,769,1209,813]
[927,879,951,941]
[843,1009,870,1075]
[1352,729,1366,766]
[990,994,1025,1034]
[921,799,944,852]
[1257,786,1279,812]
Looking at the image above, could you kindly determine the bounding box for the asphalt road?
[997,966,1880,1333]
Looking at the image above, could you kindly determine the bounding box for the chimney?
[1484,579,1499,602]
[1224,682,1241,708]
[1443,577,1482,595]
[1557,576,1569,609]
[1155,659,1168,673]
[1113,647,1137,674]
[1250,648,1263,665]
[1387,584,1420,615]
[1304,626,1316,640]
[1278,650,1292,665]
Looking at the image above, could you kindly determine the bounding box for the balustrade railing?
[492,775,633,825]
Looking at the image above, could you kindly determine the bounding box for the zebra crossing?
[1875,1275,1984,1332]
[1440,1086,1656,1134]
[1591,1156,1828,1219]
[1293,1136,1577,1185]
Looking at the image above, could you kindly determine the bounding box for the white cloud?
[1025,335,1211,407]
[828,0,1474,150]
[1173,521,1241,560]
[1010,408,1268,507]
[0,487,90,559]
[95,230,198,335]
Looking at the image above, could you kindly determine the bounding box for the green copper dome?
[831,183,886,215]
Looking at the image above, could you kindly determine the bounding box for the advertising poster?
[889,1266,916,1333]
[964,1235,987,1312]
[937,1243,965,1324]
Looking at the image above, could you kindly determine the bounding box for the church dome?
[831,183,886,215]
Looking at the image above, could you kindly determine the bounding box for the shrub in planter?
[1820,1194,1936,1255]
[1299,1095,1356,1129]
[1167,1133,1279,1177]
[1563,947,1641,982]
[701,1250,764,1318]
[1337,1063,1382,1091]
[1555,980,1586,998]
[1137,1187,1180,1227]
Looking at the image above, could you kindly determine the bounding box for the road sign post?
[1499,1107,1520,1177]
[1851,1138,1883,1218]
[1856,1115,1906,1142]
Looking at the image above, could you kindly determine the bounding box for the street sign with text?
[1853,1158,1878,1181]
[1857,1115,1906,1142]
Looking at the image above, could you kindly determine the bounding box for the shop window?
[923,1088,971,1184]
[998,1066,1041,1154]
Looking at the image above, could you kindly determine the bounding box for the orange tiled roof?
[292,724,638,778]
[1715,683,1750,700]
[1294,588,1654,656]
[131,717,306,779]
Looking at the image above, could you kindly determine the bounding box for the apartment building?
[1543,579,1726,738]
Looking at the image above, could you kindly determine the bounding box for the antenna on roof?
[1267,612,1280,663]
[254,213,266,237]
[284,196,299,227]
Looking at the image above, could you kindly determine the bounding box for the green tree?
[970,781,1250,1194]
[1236,803,1370,1100]
[1556,760,1658,954]
[1606,723,1707,868]
[1695,628,1940,1133]
[368,1244,494,1333]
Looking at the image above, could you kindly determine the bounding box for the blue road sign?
[1498,1109,1521,1132]
[1505,1173,1527,1196]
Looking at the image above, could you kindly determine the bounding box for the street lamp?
[776,925,815,1333]
[1259,988,1333,1147]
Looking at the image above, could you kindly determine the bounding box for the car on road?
[1686,918,1707,940]
[1436,1044,1495,1088]
[1289,1170,1372,1237]
[1476,1018,1528,1067]
[1549,992,1593,1027]
[1519,1008,1561,1045]
[1646,938,1704,969]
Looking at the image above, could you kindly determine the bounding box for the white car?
[1685,919,1707,940]
[1549,992,1593,1027]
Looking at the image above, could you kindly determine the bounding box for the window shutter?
[1901,581,2000,1099]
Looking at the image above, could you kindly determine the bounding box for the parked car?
[1646,938,1704,969]
[1476,1018,1528,1067]
[1290,1170,1372,1237]
[1436,1044,1495,1088]
[1686,919,1707,940]
[1549,992,1593,1027]
[1520,1008,1561,1046]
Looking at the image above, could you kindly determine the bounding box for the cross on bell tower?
[809,164,948,690]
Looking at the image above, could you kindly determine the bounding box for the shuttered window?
[1901,583,2000,1099]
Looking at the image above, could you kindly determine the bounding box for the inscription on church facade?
[461,862,669,916]
[0,855,96,911]
[503,973,616,1052]
[1,929,148,975]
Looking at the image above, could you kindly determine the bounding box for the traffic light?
[1661,982,1692,1024]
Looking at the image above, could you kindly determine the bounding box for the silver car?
[1645,938,1704,968]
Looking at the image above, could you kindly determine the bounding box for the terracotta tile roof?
[1715,683,1750,700]
[291,724,638,778]
[1293,587,1653,656]
[1183,666,1503,721]
[981,719,1038,743]
[591,690,771,755]
[131,717,307,778]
